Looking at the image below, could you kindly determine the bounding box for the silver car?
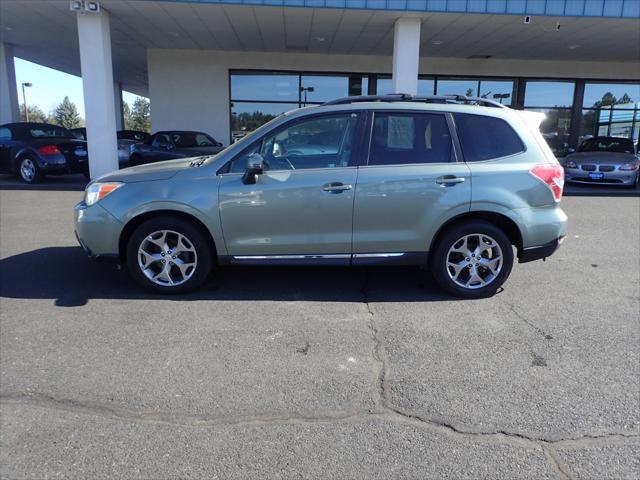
[562,137,639,187]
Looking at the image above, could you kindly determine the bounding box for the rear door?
[352,110,471,262]
[219,111,365,261]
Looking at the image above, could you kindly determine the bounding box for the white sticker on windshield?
[387,116,414,150]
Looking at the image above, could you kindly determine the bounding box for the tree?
[53,96,82,129]
[128,97,151,132]
[122,101,132,129]
[19,104,47,123]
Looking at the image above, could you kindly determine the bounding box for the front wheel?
[126,216,213,294]
[18,156,43,184]
[430,220,514,299]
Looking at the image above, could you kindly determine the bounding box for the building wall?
[148,48,639,145]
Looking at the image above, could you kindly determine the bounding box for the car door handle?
[436,175,466,185]
[322,182,353,193]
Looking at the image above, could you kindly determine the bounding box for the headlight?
[85,182,123,206]
[563,160,578,169]
[619,163,639,171]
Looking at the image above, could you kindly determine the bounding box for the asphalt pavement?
[0,184,638,479]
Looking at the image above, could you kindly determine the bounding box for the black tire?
[126,216,213,294]
[17,155,43,184]
[430,220,514,299]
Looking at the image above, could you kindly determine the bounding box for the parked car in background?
[0,122,88,183]
[71,128,150,166]
[561,136,639,187]
[75,94,567,299]
[129,131,224,165]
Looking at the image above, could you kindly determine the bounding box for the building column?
[77,8,118,179]
[114,81,124,130]
[392,18,421,96]
[0,43,20,124]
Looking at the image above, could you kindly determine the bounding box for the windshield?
[578,137,635,154]
[172,132,217,148]
[29,125,74,139]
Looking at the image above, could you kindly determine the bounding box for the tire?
[126,216,213,294]
[430,220,514,299]
[17,156,43,184]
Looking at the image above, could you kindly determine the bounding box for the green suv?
[74,95,567,298]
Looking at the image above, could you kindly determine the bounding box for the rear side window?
[368,112,452,165]
[0,127,11,140]
[454,113,525,162]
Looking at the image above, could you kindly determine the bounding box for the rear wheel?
[18,156,43,184]
[126,216,213,294]
[430,220,514,299]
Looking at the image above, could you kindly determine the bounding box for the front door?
[352,111,471,261]
[219,111,364,263]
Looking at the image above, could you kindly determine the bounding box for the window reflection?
[300,75,349,104]
[230,102,298,140]
[375,77,435,96]
[526,108,572,155]
[437,79,479,97]
[231,73,298,102]
[479,80,514,106]
[583,83,640,108]
[524,81,575,108]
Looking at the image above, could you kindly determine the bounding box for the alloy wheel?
[446,233,503,289]
[137,230,198,286]
[20,158,36,182]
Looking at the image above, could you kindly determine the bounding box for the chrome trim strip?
[352,253,405,258]
[233,254,351,260]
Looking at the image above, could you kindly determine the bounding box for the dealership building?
[0,0,639,177]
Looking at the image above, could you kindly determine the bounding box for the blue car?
[0,122,89,183]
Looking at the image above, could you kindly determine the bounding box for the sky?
[14,57,145,118]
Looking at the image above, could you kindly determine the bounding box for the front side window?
[172,132,218,147]
[259,113,360,170]
[454,113,525,162]
[368,112,452,166]
[152,134,172,147]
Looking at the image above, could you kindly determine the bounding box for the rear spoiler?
[514,110,558,164]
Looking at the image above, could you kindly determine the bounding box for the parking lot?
[0,177,638,479]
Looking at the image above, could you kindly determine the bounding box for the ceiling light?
[314,37,326,42]
[568,44,580,49]
[432,40,443,45]
[168,31,180,37]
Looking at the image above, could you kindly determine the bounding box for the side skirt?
[219,252,428,267]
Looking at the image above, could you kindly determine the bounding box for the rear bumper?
[519,236,565,263]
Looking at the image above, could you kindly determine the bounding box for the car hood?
[564,151,638,164]
[97,157,201,183]
[175,145,224,155]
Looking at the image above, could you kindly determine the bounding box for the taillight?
[530,164,564,202]
[37,145,61,156]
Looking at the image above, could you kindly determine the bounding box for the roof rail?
[322,93,509,109]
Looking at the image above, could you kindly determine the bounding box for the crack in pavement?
[501,300,554,340]
[1,273,636,477]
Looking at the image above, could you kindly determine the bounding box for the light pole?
[493,93,510,104]
[21,82,32,121]
[300,86,315,106]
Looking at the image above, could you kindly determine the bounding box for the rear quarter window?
[454,113,525,162]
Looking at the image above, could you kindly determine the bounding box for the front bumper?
[74,201,123,261]
[564,168,638,186]
[519,236,565,263]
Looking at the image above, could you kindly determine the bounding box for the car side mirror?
[241,154,265,185]
[156,139,172,150]
[567,148,576,154]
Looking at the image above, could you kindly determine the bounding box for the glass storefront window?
[375,77,434,96]
[437,79,479,97]
[299,75,349,104]
[583,83,640,108]
[231,73,299,102]
[479,80,514,106]
[527,107,572,155]
[580,106,640,145]
[524,81,575,108]
[230,102,298,137]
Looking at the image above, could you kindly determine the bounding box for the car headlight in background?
[85,182,124,206]
[563,160,578,169]
[619,163,639,171]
